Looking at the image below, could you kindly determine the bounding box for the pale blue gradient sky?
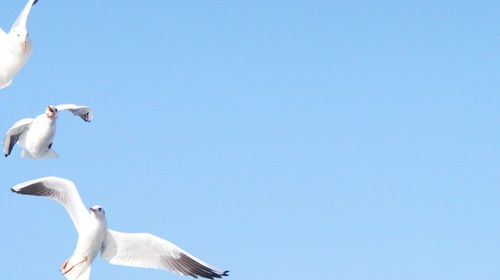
[1,0,499,279]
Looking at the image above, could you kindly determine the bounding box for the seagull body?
[3,104,93,159]
[19,112,57,158]
[60,206,107,279]
[0,0,38,90]
[11,177,229,280]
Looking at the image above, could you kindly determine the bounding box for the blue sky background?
[0,0,499,279]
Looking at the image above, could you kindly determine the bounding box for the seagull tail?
[20,149,36,159]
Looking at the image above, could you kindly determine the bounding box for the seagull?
[11,177,229,280]
[0,0,39,90]
[3,104,93,159]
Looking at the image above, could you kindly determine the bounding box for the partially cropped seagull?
[11,177,229,280]
[3,104,93,159]
[0,0,39,90]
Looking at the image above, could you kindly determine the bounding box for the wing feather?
[3,118,33,156]
[56,104,93,122]
[11,177,89,234]
[101,230,229,279]
[11,0,37,31]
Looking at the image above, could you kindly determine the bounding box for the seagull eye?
[98,208,102,211]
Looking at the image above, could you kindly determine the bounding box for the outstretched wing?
[11,0,38,31]
[3,118,33,157]
[11,177,89,234]
[101,230,229,279]
[56,104,93,122]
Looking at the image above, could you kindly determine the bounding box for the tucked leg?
[59,257,71,271]
[62,256,88,275]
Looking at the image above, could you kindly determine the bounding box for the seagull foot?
[59,258,70,271]
[62,256,88,275]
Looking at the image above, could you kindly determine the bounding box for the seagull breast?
[22,114,57,155]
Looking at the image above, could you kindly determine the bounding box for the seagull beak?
[90,207,96,213]
[22,41,26,53]
[47,107,56,117]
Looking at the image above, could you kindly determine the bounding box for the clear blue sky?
[1,0,499,279]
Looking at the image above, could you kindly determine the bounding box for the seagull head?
[90,205,106,217]
[11,27,29,53]
[45,106,58,118]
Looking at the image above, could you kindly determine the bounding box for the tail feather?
[20,149,36,159]
[41,148,59,159]
[20,148,59,159]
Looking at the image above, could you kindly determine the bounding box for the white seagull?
[11,177,229,280]
[3,104,93,159]
[0,0,38,90]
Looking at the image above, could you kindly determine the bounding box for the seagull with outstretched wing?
[11,177,229,280]
[0,0,39,90]
[3,104,93,159]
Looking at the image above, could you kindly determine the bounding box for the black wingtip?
[212,270,229,278]
[10,188,17,193]
[33,0,38,6]
[4,154,7,157]
[84,113,91,122]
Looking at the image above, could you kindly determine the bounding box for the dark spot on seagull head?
[90,205,106,216]
[12,27,29,42]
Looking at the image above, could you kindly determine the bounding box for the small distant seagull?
[0,0,39,90]
[3,104,93,159]
[11,177,229,280]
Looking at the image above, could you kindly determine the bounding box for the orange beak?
[22,41,26,53]
[47,107,56,117]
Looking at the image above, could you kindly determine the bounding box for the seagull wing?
[3,118,33,157]
[11,176,89,234]
[56,104,93,122]
[101,230,229,279]
[11,0,38,31]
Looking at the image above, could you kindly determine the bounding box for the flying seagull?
[3,104,93,159]
[11,177,229,280]
[0,0,39,90]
